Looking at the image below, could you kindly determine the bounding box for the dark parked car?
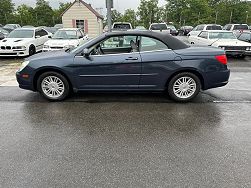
[179,26,194,36]
[238,31,251,43]
[16,31,230,102]
[167,25,179,36]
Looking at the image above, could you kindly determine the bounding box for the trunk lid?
[174,46,225,56]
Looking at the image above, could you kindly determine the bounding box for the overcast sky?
[13,0,166,14]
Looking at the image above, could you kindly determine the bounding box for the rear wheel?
[168,72,201,102]
[37,72,70,101]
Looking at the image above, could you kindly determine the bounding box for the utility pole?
[229,11,232,24]
[215,11,218,24]
[246,11,249,24]
[198,12,200,24]
[106,0,112,32]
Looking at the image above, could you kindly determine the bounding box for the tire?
[37,71,70,101]
[29,45,36,56]
[167,72,201,102]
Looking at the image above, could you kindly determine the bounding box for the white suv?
[112,22,133,31]
[223,24,249,36]
[188,24,222,37]
[149,23,171,34]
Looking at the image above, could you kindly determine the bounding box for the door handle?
[125,57,138,60]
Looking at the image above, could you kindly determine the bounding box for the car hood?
[174,46,224,56]
[26,50,72,62]
[213,39,251,47]
[44,39,79,47]
[0,38,33,45]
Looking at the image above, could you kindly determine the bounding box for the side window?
[35,30,40,37]
[198,31,208,39]
[76,20,85,30]
[140,37,168,52]
[226,25,232,31]
[101,35,137,48]
[40,29,48,36]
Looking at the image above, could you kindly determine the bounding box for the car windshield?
[233,25,249,30]
[52,30,78,39]
[209,32,237,39]
[150,24,168,30]
[7,30,34,38]
[113,24,131,29]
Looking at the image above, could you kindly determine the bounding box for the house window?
[76,20,85,30]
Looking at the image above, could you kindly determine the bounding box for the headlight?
[246,47,251,51]
[63,45,75,49]
[43,45,49,49]
[13,46,26,50]
[18,61,29,72]
[219,46,225,50]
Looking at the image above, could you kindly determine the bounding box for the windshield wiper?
[209,38,221,46]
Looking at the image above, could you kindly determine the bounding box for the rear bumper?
[203,69,230,90]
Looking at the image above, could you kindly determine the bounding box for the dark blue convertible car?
[16,31,230,102]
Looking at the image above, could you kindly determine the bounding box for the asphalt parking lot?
[0,43,251,187]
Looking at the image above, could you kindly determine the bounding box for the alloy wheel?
[172,76,197,99]
[41,76,65,99]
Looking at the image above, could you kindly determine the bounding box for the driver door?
[73,35,142,90]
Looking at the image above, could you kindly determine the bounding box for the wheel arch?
[33,67,73,91]
[165,69,205,90]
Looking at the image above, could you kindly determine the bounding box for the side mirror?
[36,35,41,38]
[79,36,83,39]
[48,35,52,38]
[83,48,90,56]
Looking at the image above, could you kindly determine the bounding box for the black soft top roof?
[103,30,188,50]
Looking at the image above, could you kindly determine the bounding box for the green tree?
[137,0,159,28]
[122,9,138,27]
[0,0,15,25]
[17,5,35,26]
[34,0,54,26]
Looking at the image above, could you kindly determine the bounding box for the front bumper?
[0,49,29,57]
[16,71,35,91]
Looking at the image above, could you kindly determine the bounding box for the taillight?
[215,55,227,65]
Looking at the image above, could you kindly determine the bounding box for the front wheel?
[29,45,36,56]
[37,72,70,101]
[167,72,201,102]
